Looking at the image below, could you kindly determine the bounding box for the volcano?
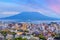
[0,12,60,21]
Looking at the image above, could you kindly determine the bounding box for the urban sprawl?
[0,21,60,40]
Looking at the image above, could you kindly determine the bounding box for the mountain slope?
[0,12,60,21]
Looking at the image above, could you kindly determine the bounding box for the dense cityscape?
[0,21,60,40]
[0,0,60,40]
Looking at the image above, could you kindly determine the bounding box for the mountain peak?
[0,12,59,21]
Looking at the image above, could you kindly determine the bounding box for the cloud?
[0,12,19,15]
[0,0,60,18]
[0,2,20,18]
[46,0,60,15]
[0,1,40,18]
[0,12,19,18]
[50,5,60,13]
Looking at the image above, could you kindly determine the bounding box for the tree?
[0,31,7,40]
[24,30,29,33]
[39,34,46,40]
[22,38,27,40]
[11,32,16,40]
[14,37,22,40]
[14,37,27,40]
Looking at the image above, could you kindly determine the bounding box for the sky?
[0,0,60,18]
